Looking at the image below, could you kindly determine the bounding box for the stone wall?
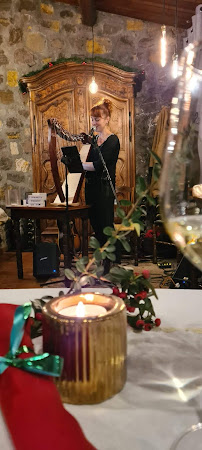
[0,0,183,206]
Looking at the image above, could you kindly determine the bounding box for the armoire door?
[21,62,136,238]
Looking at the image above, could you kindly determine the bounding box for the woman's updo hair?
[90,98,113,118]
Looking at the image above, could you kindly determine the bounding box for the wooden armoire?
[21,61,137,237]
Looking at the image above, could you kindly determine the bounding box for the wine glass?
[160,41,202,449]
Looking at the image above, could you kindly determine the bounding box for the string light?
[172,0,179,78]
[161,25,167,67]
[89,26,98,94]
[172,53,179,78]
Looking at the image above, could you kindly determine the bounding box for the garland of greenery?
[18,56,145,94]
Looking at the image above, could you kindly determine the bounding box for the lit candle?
[59,301,106,317]
[42,292,127,403]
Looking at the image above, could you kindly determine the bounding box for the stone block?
[18,0,36,11]
[52,39,63,49]
[60,10,73,18]
[7,133,20,139]
[41,3,54,14]
[6,118,20,128]
[7,172,25,183]
[0,75,3,84]
[0,90,14,104]
[10,142,19,155]
[23,139,32,154]
[9,28,23,44]
[16,158,30,172]
[42,57,51,64]
[25,33,46,53]
[63,24,76,33]
[0,51,8,65]
[0,155,12,171]
[24,127,31,137]
[86,38,111,55]
[7,70,18,88]
[127,20,144,31]
[0,0,12,11]
[14,48,35,65]
[0,18,10,27]
[50,21,60,32]
[0,140,6,150]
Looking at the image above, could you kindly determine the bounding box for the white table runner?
[0,288,202,450]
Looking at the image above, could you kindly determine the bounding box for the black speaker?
[170,256,200,289]
[33,242,60,278]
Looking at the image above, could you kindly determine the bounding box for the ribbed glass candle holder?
[42,292,127,404]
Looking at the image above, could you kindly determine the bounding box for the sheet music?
[53,144,90,205]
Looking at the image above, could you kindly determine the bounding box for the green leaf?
[103,226,113,236]
[106,252,116,261]
[76,260,86,273]
[122,218,130,227]
[96,266,104,277]
[89,236,100,249]
[144,298,155,316]
[116,207,126,219]
[149,149,162,166]
[109,266,128,277]
[94,248,102,262]
[109,236,117,244]
[136,176,146,195]
[120,199,131,206]
[101,251,107,259]
[146,195,156,206]
[120,238,131,252]
[105,245,116,253]
[152,163,161,181]
[64,269,75,280]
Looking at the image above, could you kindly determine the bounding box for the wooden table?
[9,205,89,279]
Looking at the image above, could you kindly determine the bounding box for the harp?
[48,118,91,205]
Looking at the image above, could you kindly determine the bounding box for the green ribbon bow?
[0,302,63,377]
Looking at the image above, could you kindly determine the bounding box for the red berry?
[35,312,43,321]
[142,269,150,279]
[134,290,147,300]
[144,323,152,331]
[126,306,135,312]
[155,318,161,327]
[136,319,145,328]
[112,287,120,296]
[119,292,127,299]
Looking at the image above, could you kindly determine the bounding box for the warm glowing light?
[161,25,167,67]
[172,377,187,402]
[83,293,94,301]
[89,76,98,94]
[172,53,178,79]
[76,301,85,317]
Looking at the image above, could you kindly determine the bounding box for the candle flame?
[76,301,85,317]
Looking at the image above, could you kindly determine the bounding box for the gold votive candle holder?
[42,292,127,404]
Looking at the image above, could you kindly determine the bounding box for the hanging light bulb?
[172,53,178,78]
[161,25,167,67]
[89,76,98,94]
[89,26,98,94]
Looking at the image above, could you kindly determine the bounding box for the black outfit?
[85,134,120,246]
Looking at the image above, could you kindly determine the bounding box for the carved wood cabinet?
[21,61,136,203]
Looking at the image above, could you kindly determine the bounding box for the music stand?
[61,146,84,251]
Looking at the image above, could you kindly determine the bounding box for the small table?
[9,205,89,279]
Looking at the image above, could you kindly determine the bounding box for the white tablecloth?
[0,288,202,450]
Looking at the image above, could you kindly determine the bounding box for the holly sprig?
[64,153,162,331]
